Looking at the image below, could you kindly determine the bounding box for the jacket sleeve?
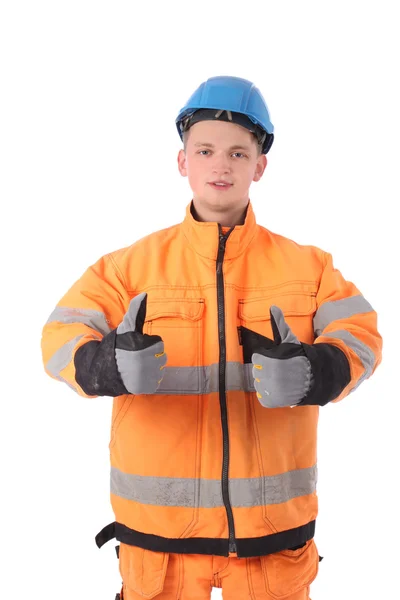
[41,253,130,398]
[312,251,382,402]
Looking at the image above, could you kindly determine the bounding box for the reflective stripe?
[55,374,78,392]
[243,363,256,393]
[46,307,111,336]
[314,295,373,337]
[319,329,375,389]
[158,362,246,394]
[155,362,254,394]
[46,334,86,378]
[111,465,317,508]
[46,332,374,394]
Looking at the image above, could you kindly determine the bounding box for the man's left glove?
[243,305,351,408]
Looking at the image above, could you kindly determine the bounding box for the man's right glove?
[74,292,167,396]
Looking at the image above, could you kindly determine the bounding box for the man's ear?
[177,149,188,177]
[253,154,267,182]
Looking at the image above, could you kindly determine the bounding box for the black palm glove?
[239,305,351,407]
[74,292,167,397]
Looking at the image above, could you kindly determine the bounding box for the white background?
[1,1,398,599]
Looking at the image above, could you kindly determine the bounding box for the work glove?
[74,292,167,396]
[240,305,351,408]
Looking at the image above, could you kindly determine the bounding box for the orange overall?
[117,543,318,599]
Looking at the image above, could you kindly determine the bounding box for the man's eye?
[199,150,244,156]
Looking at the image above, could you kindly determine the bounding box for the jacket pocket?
[239,290,317,345]
[119,543,171,599]
[145,297,205,394]
[260,539,319,598]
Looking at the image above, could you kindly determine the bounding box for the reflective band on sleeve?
[110,464,317,508]
[55,374,79,392]
[46,307,111,336]
[319,329,375,390]
[46,334,86,378]
[314,295,373,337]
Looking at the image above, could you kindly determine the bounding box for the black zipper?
[216,225,237,554]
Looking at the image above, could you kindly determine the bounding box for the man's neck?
[191,199,248,227]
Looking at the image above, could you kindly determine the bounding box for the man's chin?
[199,195,237,210]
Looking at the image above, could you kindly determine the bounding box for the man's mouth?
[208,181,233,189]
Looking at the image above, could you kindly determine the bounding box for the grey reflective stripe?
[239,464,318,507]
[46,307,111,336]
[55,374,79,392]
[110,465,317,508]
[243,363,256,393]
[156,362,253,394]
[155,343,377,394]
[314,295,373,337]
[319,329,375,390]
[46,334,86,378]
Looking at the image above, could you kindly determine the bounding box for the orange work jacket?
[41,200,382,558]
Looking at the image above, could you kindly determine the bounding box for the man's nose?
[212,153,231,173]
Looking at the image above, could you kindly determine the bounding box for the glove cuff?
[299,343,351,406]
[74,329,129,397]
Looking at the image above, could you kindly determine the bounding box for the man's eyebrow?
[193,142,252,151]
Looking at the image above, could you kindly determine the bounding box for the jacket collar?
[181,199,258,261]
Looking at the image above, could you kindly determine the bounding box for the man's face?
[177,120,267,216]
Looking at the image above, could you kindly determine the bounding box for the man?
[41,75,382,599]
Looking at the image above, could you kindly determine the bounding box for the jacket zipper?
[216,225,237,554]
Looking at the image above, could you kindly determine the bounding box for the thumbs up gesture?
[73,291,167,397]
[251,305,313,408]
[115,292,167,394]
[249,304,351,408]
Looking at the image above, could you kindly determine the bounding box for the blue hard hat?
[176,76,274,154]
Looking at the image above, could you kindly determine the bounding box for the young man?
[41,76,382,600]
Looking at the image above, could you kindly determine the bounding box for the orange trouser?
[117,540,318,599]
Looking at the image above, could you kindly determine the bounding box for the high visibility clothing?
[41,200,382,571]
[116,541,317,599]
